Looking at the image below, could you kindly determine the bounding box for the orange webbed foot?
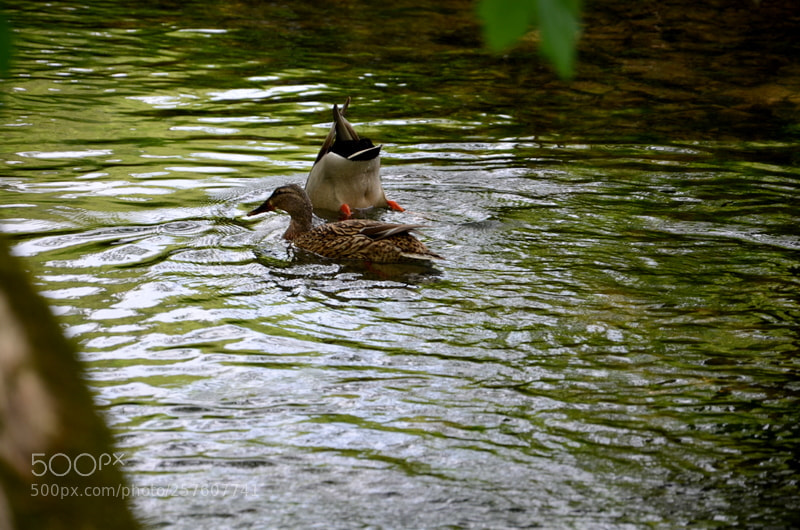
[387,200,404,212]
[339,203,353,220]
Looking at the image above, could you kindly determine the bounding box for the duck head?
[247,184,314,239]
[248,184,311,216]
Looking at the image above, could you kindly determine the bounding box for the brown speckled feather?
[295,220,442,263]
[247,184,443,264]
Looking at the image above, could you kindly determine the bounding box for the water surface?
[3,1,800,528]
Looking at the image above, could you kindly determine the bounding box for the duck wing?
[295,220,442,263]
[359,222,443,261]
[358,223,428,240]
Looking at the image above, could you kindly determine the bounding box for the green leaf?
[535,0,580,79]
[477,0,538,52]
[477,0,581,80]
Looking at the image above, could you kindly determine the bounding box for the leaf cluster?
[477,0,582,79]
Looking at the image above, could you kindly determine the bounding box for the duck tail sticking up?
[304,97,403,217]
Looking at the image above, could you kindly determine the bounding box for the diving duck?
[305,97,404,218]
[248,184,442,264]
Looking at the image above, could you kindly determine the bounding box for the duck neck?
[284,218,312,240]
[284,199,314,240]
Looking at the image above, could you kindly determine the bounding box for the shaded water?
[3,1,800,528]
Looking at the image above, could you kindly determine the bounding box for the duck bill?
[247,201,274,216]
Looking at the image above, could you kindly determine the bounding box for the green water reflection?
[2,1,800,528]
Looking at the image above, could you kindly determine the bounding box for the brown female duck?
[305,97,404,218]
[247,184,442,263]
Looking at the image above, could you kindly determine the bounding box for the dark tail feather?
[314,97,354,164]
[333,100,359,142]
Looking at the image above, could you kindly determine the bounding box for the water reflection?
[3,1,800,528]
